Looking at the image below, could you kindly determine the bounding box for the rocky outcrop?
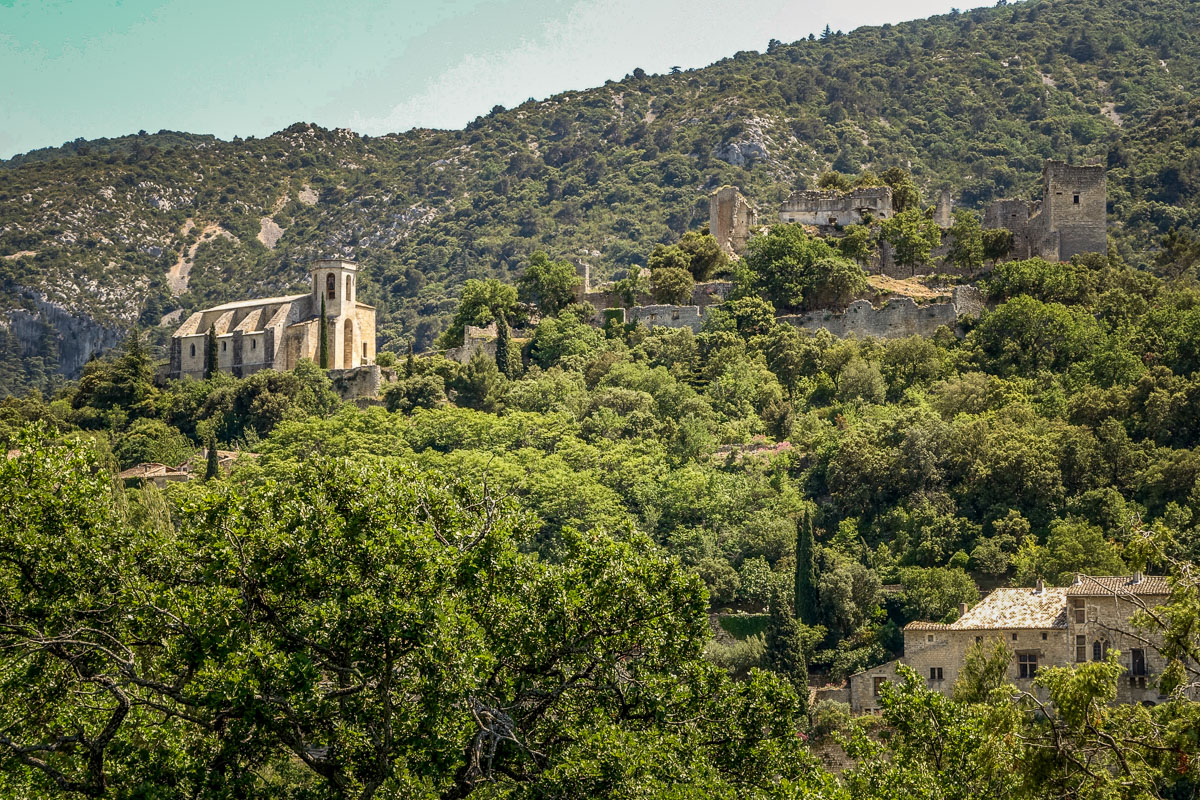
[2,291,125,378]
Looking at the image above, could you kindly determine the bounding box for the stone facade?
[849,575,1183,714]
[779,187,893,227]
[934,189,953,228]
[983,160,1106,261]
[777,286,983,340]
[709,186,757,257]
[168,258,376,380]
[627,304,705,332]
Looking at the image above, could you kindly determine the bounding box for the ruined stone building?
[983,159,1107,261]
[779,187,893,227]
[709,186,757,256]
[167,258,376,380]
[847,574,1182,714]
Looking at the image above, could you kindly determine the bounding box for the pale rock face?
[713,140,769,167]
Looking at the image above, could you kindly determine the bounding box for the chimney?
[958,602,969,617]
[1131,571,1144,585]
[1073,573,1083,585]
[1035,578,1045,594]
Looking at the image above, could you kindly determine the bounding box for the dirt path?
[166,219,235,295]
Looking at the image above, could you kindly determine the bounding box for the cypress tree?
[406,341,415,377]
[494,312,511,378]
[765,585,809,709]
[794,507,818,626]
[204,435,219,481]
[204,324,218,380]
[318,295,329,369]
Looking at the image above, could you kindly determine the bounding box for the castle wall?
[779,187,892,227]
[627,304,704,332]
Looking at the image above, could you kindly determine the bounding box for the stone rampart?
[777,286,982,340]
[627,304,705,332]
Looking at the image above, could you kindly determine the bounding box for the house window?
[326,273,336,300]
[251,339,256,351]
[828,216,838,225]
[1042,632,1048,641]
[1073,194,1080,205]
[222,341,226,352]
[1093,640,1109,661]
[1075,635,1087,663]
[1072,597,1086,623]
[927,634,935,643]
[1012,633,1018,642]
[929,667,944,681]
[873,677,887,697]
[190,343,195,358]
[975,636,982,643]
[1018,653,1039,679]
[671,310,680,321]
[1131,649,1146,676]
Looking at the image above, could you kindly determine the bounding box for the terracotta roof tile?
[1065,575,1170,596]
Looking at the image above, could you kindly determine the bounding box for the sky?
[0,0,986,160]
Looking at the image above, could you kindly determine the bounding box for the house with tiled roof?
[848,574,1178,713]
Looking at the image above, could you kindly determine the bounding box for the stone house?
[849,574,1177,714]
[167,258,376,380]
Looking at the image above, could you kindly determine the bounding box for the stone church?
[167,258,375,380]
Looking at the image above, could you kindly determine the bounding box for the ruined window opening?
[929,667,943,681]
[671,310,680,321]
[1131,648,1146,676]
[1075,635,1087,662]
[1018,652,1038,679]
[1073,194,1080,205]
[828,216,838,225]
[326,273,336,300]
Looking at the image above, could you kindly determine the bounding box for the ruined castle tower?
[709,186,757,257]
[934,189,953,228]
[982,159,1106,262]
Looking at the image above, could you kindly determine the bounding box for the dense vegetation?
[4,0,1200,395]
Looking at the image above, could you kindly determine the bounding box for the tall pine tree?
[794,507,818,626]
[765,585,809,709]
[318,295,329,369]
[204,435,219,481]
[494,312,511,378]
[204,324,218,380]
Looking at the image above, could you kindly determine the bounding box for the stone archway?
[342,317,356,368]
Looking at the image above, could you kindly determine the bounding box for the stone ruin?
[778,186,893,227]
[708,186,757,257]
[983,160,1107,261]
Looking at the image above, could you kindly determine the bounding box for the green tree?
[677,229,729,280]
[650,266,694,304]
[764,585,809,705]
[450,349,507,412]
[516,250,580,315]
[494,311,513,377]
[794,507,818,626]
[897,566,979,623]
[205,323,218,379]
[839,224,874,264]
[881,207,942,269]
[742,223,843,309]
[204,433,218,480]
[880,166,921,213]
[319,294,329,369]
[982,227,1014,266]
[952,638,1013,703]
[440,278,522,348]
[947,209,984,272]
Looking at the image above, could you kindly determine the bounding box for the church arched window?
[326,273,336,300]
[345,274,352,300]
[1093,640,1108,661]
[190,343,195,358]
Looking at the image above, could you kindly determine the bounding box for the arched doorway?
[342,318,355,368]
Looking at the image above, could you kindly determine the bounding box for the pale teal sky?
[0,0,985,159]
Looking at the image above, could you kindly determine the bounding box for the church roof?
[206,294,306,312]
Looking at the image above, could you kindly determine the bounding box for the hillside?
[3,0,1200,395]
